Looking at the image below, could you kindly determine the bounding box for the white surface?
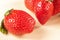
[0,0,60,40]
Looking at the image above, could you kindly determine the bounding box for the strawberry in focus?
[53,0,60,15]
[34,0,54,25]
[4,9,35,35]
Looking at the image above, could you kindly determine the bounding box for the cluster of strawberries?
[0,0,60,35]
[25,0,60,24]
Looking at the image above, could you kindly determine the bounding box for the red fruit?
[25,0,34,12]
[25,0,45,12]
[53,0,60,15]
[4,9,35,35]
[34,1,54,25]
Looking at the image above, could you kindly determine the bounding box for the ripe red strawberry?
[4,9,35,35]
[25,0,45,12]
[53,0,60,15]
[34,0,54,25]
[25,0,34,12]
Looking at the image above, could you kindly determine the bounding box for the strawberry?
[4,9,35,35]
[34,0,54,25]
[25,0,45,12]
[53,0,60,15]
[25,0,34,12]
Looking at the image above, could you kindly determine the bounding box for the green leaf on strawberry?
[0,19,8,34]
[4,9,13,16]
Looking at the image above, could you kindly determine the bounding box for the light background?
[0,0,60,40]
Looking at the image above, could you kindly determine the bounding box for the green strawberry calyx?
[0,19,8,34]
[4,9,13,16]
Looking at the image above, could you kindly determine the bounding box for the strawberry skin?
[4,9,35,35]
[53,0,60,15]
[34,1,54,25]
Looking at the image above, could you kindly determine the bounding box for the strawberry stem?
[0,27,8,34]
[4,9,13,16]
[48,0,53,2]
[0,19,8,34]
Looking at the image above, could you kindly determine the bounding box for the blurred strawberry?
[4,9,35,35]
[34,0,54,24]
[25,0,45,12]
[25,0,34,12]
[53,0,60,15]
